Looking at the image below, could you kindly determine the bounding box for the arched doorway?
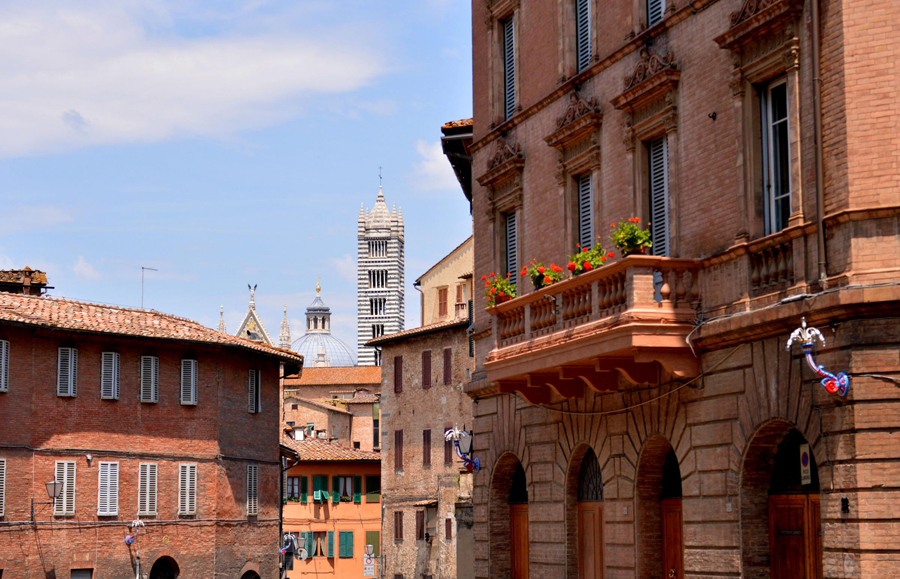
[742,423,822,579]
[576,448,603,579]
[490,454,529,579]
[240,572,261,579]
[636,437,683,579]
[149,556,179,579]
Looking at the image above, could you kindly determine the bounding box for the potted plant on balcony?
[521,261,563,290]
[611,218,652,256]
[566,239,614,276]
[482,273,517,307]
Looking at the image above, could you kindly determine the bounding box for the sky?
[0,0,474,361]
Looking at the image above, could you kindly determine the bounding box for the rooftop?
[0,293,301,362]
[366,318,468,347]
[284,438,381,462]
[284,397,352,415]
[284,366,381,387]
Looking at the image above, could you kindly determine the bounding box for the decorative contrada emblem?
[786,317,849,396]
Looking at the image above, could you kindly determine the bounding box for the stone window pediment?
[476,132,525,191]
[714,0,802,83]
[611,47,680,114]
[545,91,603,150]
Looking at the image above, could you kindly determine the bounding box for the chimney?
[0,267,53,295]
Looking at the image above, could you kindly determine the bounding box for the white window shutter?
[181,359,197,405]
[97,462,118,516]
[649,136,670,257]
[248,370,258,414]
[505,213,518,285]
[188,464,197,514]
[503,16,516,119]
[576,0,592,72]
[0,339,9,392]
[647,0,665,26]
[139,463,158,515]
[55,461,76,515]
[58,347,77,397]
[101,352,119,400]
[141,356,159,403]
[179,463,197,515]
[578,173,594,249]
[178,464,187,514]
[247,464,259,516]
[0,458,6,516]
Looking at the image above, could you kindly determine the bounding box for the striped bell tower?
[357,184,404,366]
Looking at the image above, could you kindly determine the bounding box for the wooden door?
[510,503,530,579]
[578,501,604,579]
[807,495,823,579]
[660,498,684,579]
[769,495,809,579]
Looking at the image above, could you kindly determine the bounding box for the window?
[394,357,403,393]
[444,437,453,466]
[248,369,261,413]
[577,173,594,249]
[138,463,158,516]
[354,441,361,450]
[456,284,464,305]
[0,339,7,392]
[368,240,387,258]
[0,458,6,517]
[468,299,475,358]
[339,531,354,558]
[54,461,76,516]
[287,476,300,500]
[443,348,452,385]
[423,429,432,467]
[96,462,119,516]
[178,463,197,515]
[57,347,78,397]
[504,212,518,286]
[370,298,386,316]
[291,404,298,410]
[416,510,425,540]
[366,530,381,556]
[332,475,354,503]
[762,78,791,234]
[100,352,119,400]
[246,464,259,516]
[576,0,591,72]
[140,355,158,403]
[369,270,388,289]
[446,518,453,540]
[70,571,93,579]
[313,475,331,503]
[394,430,404,472]
[372,324,385,339]
[438,287,448,317]
[647,0,666,27]
[375,349,383,367]
[422,351,432,389]
[394,511,404,541]
[366,476,381,503]
[502,16,516,119]
[373,403,380,449]
[648,136,670,257]
[180,359,198,405]
[309,531,334,558]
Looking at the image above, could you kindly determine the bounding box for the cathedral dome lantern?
[292,280,355,367]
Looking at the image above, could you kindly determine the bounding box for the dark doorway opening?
[149,556,179,579]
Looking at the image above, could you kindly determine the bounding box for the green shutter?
[321,476,330,501]
[333,476,341,504]
[353,476,362,503]
[339,530,353,558]
[300,476,308,504]
[373,402,380,419]
[303,532,312,556]
[327,530,334,558]
[366,476,381,503]
[312,476,321,502]
[366,531,381,557]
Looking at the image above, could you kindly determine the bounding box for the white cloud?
[72,256,101,280]
[410,139,459,191]
[0,1,387,157]
[327,254,357,283]
[0,204,75,235]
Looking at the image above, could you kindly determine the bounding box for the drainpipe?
[812,0,827,282]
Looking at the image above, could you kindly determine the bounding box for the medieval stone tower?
[357,185,405,366]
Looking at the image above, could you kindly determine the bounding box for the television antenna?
[141,267,158,309]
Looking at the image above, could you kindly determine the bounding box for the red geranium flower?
[610,222,616,228]
[567,262,577,272]
[576,243,581,247]
[481,275,487,280]
[543,276,552,284]
[499,291,504,297]
[583,262,592,271]
[582,247,589,253]
[635,218,640,223]
[490,288,496,294]
[490,272,495,277]
[537,266,545,274]
[607,252,614,258]
[521,267,527,276]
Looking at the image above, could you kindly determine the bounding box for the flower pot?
[496,294,512,304]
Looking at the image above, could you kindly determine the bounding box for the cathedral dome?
[292,282,355,367]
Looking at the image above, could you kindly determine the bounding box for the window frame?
[181,359,198,406]
[100,351,120,400]
[501,15,516,120]
[57,347,78,397]
[140,355,159,403]
[0,339,8,393]
[394,356,403,393]
[248,369,261,414]
[421,350,432,389]
[0,458,5,517]
[761,77,792,235]
[96,461,119,517]
[394,511,404,541]
[246,464,259,516]
[54,460,76,516]
[178,463,198,516]
[138,462,158,516]
[394,430,404,473]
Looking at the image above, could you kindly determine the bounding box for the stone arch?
[149,556,180,579]
[489,452,528,579]
[238,561,261,579]
[635,435,682,579]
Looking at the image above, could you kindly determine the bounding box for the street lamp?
[365,544,375,556]
[32,480,64,521]
[457,431,473,456]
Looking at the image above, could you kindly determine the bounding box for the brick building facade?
[0,293,301,578]
[465,0,900,579]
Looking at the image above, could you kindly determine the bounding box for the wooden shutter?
[181,359,197,405]
[423,429,431,466]
[139,463,157,515]
[503,16,516,119]
[578,173,594,249]
[97,462,119,516]
[100,352,119,400]
[649,136,670,257]
[394,511,403,540]
[339,531,354,558]
[395,430,404,471]
[354,476,362,503]
[247,464,259,515]
[366,475,381,503]
[179,463,197,515]
[505,212,518,285]
[0,458,6,516]
[327,530,335,558]
[394,356,403,393]
[443,348,452,385]
[140,356,158,403]
[248,369,260,413]
[647,0,665,26]
[366,530,381,556]
[444,438,453,465]
[422,351,432,389]
[312,475,321,502]
[58,347,77,397]
[439,288,448,317]
[333,475,341,504]
[416,510,425,540]
[0,339,9,392]
[446,518,453,540]
[300,476,308,504]
[576,0,592,72]
[55,461,76,515]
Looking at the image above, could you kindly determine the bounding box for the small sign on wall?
[800,443,811,485]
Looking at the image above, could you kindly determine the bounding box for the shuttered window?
[416,510,425,540]
[763,78,792,234]
[443,348,452,385]
[422,351,431,389]
[0,339,9,393]
[97,462,119,516]
[394,430,404,472]
[54,461,76,516]
[394,356,403,393]
[504,212,518,286]
[366,475,381,503]
[446,518,453,540]
[647,0,665,26]
[339,530,354,558]
[181,359,198,405]
[423,429,431,467]
[394,511,404,541]
[248,369,261,413]
[648,136,670,256]
[444,437,453,465]
[502,16,516,119]
[140,355,159,403]
[100,352,119,400]
[366,530,381,556]
[138,463,158,516]
[438,288,448,317]
[576,0,592,72]
[578,173,594,249]
[57,347,78,397]
[178,463,197,515]
[0,458,6,516]
[468,299,474,357]
[247,464,259,516]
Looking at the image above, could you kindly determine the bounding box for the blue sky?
[0,0,474,360]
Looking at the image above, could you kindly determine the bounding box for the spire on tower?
[316,276,321,294]
[217,305,226,333]
[278,305,291,350]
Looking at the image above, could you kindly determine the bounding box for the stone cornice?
[611,49,681,113]
[714,0,803,53]
[544,91,603,150]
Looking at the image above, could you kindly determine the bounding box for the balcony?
[455,301,469,320]
[482,256,701,403]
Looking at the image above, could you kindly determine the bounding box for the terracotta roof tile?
[284,366,381,387]
[442,118,473,129]
[366,318,468,347]
[0,293,300,362]
[284,438,381,462]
